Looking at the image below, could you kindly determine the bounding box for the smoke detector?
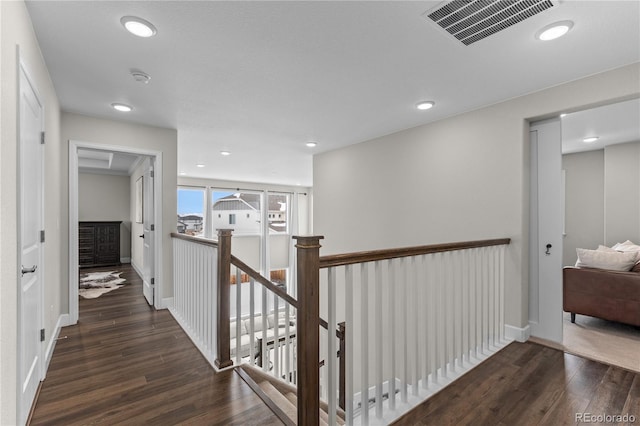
[131,70,151,84]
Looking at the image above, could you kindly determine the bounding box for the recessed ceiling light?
[179,171,186,175]
[121,16,157,38]
[306,141,317,148]
[220,151,231,156]
[111,103,132,112]
[583,136,599,143]
[416,101,435,110]
[536,21,573,41]
[196,163,205,168]
[131,70,151,84]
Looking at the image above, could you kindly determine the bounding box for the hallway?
[30,265,279,425]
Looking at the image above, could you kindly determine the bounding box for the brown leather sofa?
[563,266,640,327]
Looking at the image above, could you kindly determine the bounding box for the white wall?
[562,150,605,266]
[605,141,640,246]
[61,112,177,304]
[1,1,62,424]
[78,172,132,260]
[314,63,640,330]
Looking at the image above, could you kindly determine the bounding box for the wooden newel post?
[215,229,234,370]
[294,235,324,426]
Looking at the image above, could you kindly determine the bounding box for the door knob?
[545,244,552,255]
[21,265,37,276]
[139,234,145,239]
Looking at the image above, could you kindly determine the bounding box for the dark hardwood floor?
[31,264,640,425]
[393,341,640,426]
[30,264,281,425]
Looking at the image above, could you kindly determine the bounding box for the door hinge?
[150,224,155,231]
[40,132,45,144]
[151,278,155,285]
[150,170,154,178]
[40,329,45,342]
[40,230,45,243]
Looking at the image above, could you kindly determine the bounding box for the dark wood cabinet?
[79,221,121,268]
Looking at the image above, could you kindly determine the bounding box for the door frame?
[17,52,46,425]
[68,140,164,323]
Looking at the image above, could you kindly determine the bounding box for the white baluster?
[360,262,369,425]
[374,260,383,417]
[327,267,337,426]
[236,268,242,365]
[388,258,396,410]
[345,264,354,426]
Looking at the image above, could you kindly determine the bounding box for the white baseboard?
[44,314,70,376]
[120,257,131,264]
[161,297,174,310]
[505,324,530,342]
[130,259,143,277]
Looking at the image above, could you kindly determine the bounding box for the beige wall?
[314,63,640,330]
[562,141,640,265]
[78,173,132,259]
[61,113,177,305]
[605,141,640,246]
[562,150,605,266]
[1,1,62,423]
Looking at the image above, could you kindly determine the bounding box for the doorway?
[530,98,640,369]
[69,141,164,323]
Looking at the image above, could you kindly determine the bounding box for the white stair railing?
[318,238,511,425]
[170,234,218,367]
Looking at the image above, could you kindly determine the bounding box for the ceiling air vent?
[425,0,557,46]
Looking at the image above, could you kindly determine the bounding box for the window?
[267,192,289,234]
[212,190,262,235]
[177,187,205,237]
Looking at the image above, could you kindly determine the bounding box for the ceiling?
[25,1,640,186]
[77,148,143,176]
[561,98,640,155]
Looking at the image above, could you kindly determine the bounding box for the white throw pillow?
[612,240,640,252]
[597,245,616,252]
[575,248,637,271]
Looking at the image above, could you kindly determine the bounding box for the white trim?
[130,258,143,278]
[43,314,70,376]
[69,141,164,324]
[120,257,131,264]
[505,324,530,342]
[162,297,174,310]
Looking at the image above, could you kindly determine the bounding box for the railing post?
[215,229,234,370]
[338,321,346,411]
[295,235,324,426]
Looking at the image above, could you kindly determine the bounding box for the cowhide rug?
[79,271,126,299]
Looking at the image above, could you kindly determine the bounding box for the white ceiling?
[562,98,640,155]
[25,1,640,186]
[77,148,143,176]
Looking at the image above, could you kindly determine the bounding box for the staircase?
[236,364,345,426]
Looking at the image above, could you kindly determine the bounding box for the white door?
[142,159,155,306]
[529,119,563,343]
[18,63,45,425]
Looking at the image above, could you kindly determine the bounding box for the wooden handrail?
[319,238,511,268]
[170,232,218,247]
[230,255,299,309]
